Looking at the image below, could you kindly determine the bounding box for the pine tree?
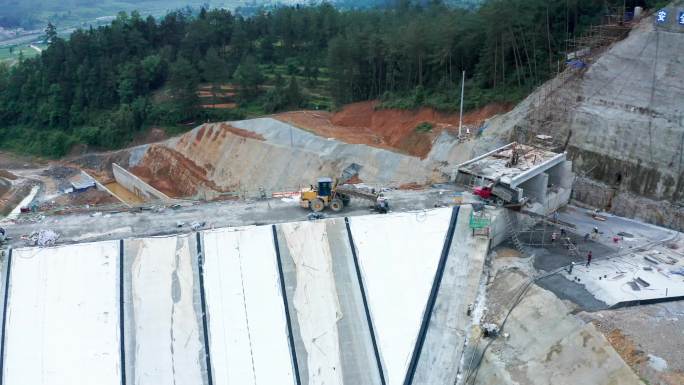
[169,57,200,119]
[286,76,304,108]
[45,22,57,44]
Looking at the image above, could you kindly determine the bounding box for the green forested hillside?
[0,0,654,156]
[0,0,483,29]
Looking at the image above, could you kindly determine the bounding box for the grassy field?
[0,43,45,63]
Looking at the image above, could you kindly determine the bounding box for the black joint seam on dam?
[0,249,12,385]
[403,206,460,385]
[119,240,126,385]
[611,295,684,309]
[272,225,302,385]
[345,217,386,385]
[196,232,214,385]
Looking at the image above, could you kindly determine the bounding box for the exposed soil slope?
[276,101,511,158]
[130,123,261,197]
[127,117,441,199]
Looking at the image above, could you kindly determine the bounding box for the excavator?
[299,164,389,213]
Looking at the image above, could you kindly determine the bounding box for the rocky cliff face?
[488,1,684,230]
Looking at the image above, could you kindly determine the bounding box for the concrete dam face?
[0,206,488,385]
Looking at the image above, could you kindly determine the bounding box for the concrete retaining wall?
[82,170,130,207]
[112,163,170,202]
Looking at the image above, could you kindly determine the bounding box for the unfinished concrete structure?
[472,270,643,385]
[1,8,681,385]
[1,196,662,385]
[0,207,493,385]
[112,163,171,202]
[482,5,684,230]
[455,142,573,215]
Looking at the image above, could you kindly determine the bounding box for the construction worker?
[586,250,593,267]
[592,226,599,240]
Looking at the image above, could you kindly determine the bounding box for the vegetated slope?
[0,0,618,157]
[488,5,684,230]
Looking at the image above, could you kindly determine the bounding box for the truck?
[472,180,524,207]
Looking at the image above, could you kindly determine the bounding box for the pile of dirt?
[69,149,133,175]
[606,329,648,368]
[493,247,523,258]
[47,188,119,207]
[41,165,79,179]
[398,182,427,190]
[0,169,17,180]
[276,101,511,158]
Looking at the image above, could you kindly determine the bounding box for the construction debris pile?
[25,230,60,247]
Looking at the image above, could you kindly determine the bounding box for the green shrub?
[415,122,433,133]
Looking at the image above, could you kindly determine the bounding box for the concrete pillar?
[548,160,573,189]
[520,173,548,204]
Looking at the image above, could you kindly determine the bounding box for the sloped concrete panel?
[203,226,296,385]
[4,242,121,385]
[124,235,205,385]
[349,208,452,385]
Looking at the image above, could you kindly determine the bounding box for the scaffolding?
[518,5,641,152]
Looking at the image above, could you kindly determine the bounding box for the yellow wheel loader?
[299,171,389,214]
[299,177,351,213]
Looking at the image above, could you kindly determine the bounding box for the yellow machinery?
[300,177,350,212]
[300,176,390,213]
[301,165,390,213]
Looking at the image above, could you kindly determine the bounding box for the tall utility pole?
[458,70,465,137]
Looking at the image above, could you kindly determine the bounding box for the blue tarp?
[566,59,587,69]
